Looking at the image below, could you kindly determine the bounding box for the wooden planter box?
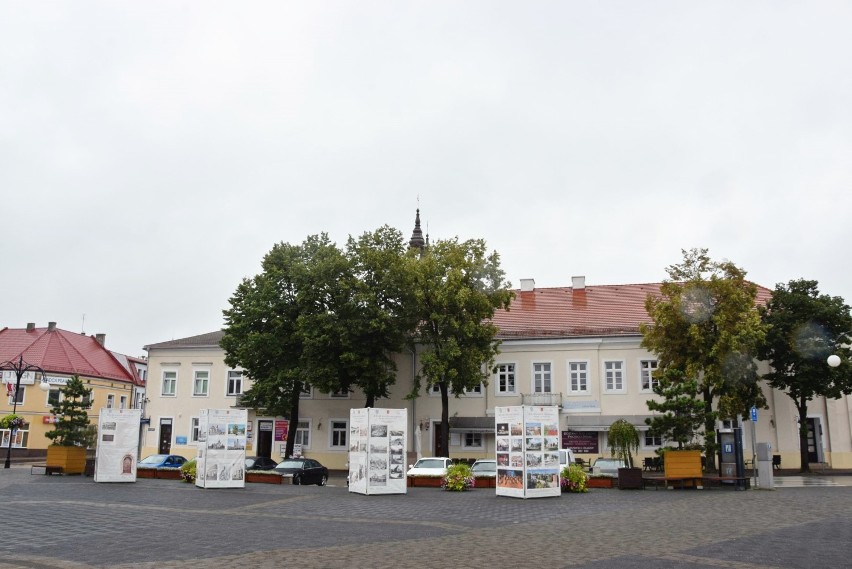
[136,468,156,479]
[618,467,644,490]
[587,477,615,488]
[46,446,87,475]
[156,469,184,480]
[407,476,444,487]
[474,476,496,488]
[246,472,284,484]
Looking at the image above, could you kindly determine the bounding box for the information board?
[495,405,561,499]
[94,408,142,483]
[348,408,407,495]
[195,408,248,489]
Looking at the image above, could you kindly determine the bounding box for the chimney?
[572,276,586,290]
[26,322,35,332]
[520,278,535,292]
[95,333,106,346]
[48,321,57,331]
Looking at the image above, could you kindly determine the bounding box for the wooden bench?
[30,464,64,475]
[643,475,704,490]
[660,450,704,489]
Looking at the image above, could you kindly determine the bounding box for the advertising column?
[348,408,407,495]
[195,409,248,489]
[495,405,561,499]
[94,408,142,482]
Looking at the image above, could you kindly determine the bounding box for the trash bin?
[757,442,774,489]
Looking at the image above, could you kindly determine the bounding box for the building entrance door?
[433,422,445,457]
[806,417,824,464]
[257,420,273,458]
[158,419,172,454]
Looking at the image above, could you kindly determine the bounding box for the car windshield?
[413,459,446,469]
[472,462,496,473]
[277,460,305,469]
[139,455,167,465]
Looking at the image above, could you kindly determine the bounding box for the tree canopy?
[759,278,852,472]
[45,375,96,447]
[645,369,707,450]
[641,248,767,470]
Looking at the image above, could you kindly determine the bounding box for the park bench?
[643,450,704,489]
[30,464,63,475]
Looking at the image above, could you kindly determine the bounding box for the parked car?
[471,459,497,478]
[137,454,187,468]
[590,457,626,477]
[245,456,278,471]
[407,457,453,476]
[273,458,329,485]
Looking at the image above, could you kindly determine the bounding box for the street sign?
[750,406,758,422]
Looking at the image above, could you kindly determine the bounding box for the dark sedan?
[273,458,329,486]
[245,456,278,471]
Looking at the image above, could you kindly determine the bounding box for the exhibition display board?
[348,407,407,495]
[495,405,561,499]
[94,408,142,483]
[195,408,248,489]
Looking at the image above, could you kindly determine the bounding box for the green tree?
[641,248,767,471]
[758,279,852,473]
[408,237,514,457]
[45,375,96,447]
[645,369,707,450]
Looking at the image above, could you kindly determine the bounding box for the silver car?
[590,458,626,477]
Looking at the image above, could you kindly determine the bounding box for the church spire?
[409,208,426,252]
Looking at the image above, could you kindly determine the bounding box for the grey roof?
[449,416,495,432]
[144,331,225,351]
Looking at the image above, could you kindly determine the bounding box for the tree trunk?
[702,385,717,473]
[797,399,810,474]
[364,394,375,408]
[285,389,300,459]
[439,381,450,458]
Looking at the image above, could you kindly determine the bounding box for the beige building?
[142,278,852,471]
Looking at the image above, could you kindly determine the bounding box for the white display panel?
[495,405,561,499]
[94,408,142,483]
[348,408,407,495]
[195,408,248,489]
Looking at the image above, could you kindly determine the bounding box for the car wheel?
[293,475,301,485]
[317,474,328,486]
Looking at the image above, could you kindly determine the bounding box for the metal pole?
[4,364,23,469]
[751,417,758,489]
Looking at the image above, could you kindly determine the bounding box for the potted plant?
[560,463,588,493]
[442,463,475,491]
[44,376,96,475]
[608,418,643,489]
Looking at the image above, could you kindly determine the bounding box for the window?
[227,370,243,396]
[430,383,441,395]
[162,370,177,397]
[106,394,115,409]
[640,360,659,391]
[604,361,624,392]
[463,432,483,449]
[193,370,209,396]
[533,363,552,393]
[47,388,62,407]
[8,385,24,406]
[119,395,127,409]
[294,420,311,448]
[1,425,29,449]
[81,391,92,406]
[464,384,483,395]
[330,420,347,448]
[190,417,200,443]
[644,432,662,447]
[329,388,349,398]
[495,363,516,394]
[299,385,313,399]
[569,361,588,393]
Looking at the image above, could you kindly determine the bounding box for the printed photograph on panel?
[370,455,388,470]
[227,436,245,450]
[526,453,542,468]
[496,437,509,452]
[543,452,559,467]
[389,452,404,465]
[390,429,404,437]
[228,423,246,436]
[121,455,133,474]
[370,424,388,437]
[389,436,403,453]
[510,454,524,468]
[206,463,218,480]
[389,463,404,478]
[527,469,559,489]
[510,437,523,452]
[497,468,523,489]
[544,423,559,436]
[525,422,542,436]
[102,422,117,431]
[208,437,226,450]
[369,441,388,454]
[510,423,523,436]
[497,453,509,466]
[544,435,559,451]
[496,422,509,436]
[526,437,542,451]
[232,465,244,480]
[369,470,387,486]
[219,464,230,480]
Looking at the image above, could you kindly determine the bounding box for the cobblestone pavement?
[1,467,851,569]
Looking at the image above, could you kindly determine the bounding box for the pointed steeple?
[409,208,426,251]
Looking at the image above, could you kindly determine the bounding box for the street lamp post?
[2,355,47,469]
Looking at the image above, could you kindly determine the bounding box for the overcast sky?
[2,2,850,358]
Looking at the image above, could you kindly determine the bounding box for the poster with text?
[495,405,560,499]
[195,408,248,489]
[94,408,142,483]
[349,407,407,495]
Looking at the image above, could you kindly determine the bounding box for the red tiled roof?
[0,327,136,383]
[493,282,772,340]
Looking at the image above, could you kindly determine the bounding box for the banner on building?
[348,407,407,496]
[94,408,142,483]
[195,408,248,489]
[495,405,561,499]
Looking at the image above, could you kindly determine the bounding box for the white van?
[558,448,576,470]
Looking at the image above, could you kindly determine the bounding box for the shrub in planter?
[560,463,588,493]
[180,459,197,483]
[442,463,475,491]
[0,414,27,430]
[44,376,96,475]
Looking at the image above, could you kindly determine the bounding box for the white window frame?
[106,394,115,409]
[192,369,210,397]
[463,432,483,449]
[329,388,350,399]
[640,360,659,392]
[568,360,589,394]
[226,370,244,396]
[643,431,662,448]
[294,419,311,449]
[429,383,441,396]
[603,360,625,393]
[463,383,483,396]
[299,386,314,399]
[161,370,177,397]
[119,395,127,409]
[329,419,348,449]
[1,426,28,449]
[494,363,516,395]
[190,417,201,443]
[8,385,25,406]
[532,362,553,393]
[46,388,63,408]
